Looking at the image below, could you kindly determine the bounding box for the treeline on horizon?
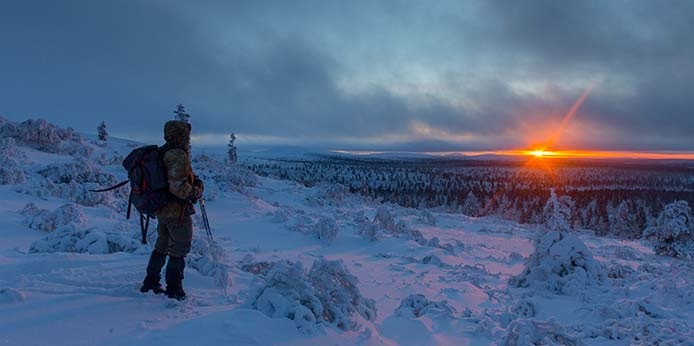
[247,157,694,239]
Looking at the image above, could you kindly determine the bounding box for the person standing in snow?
[140,120,204,300]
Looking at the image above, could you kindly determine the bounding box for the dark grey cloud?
[0,0,692,152]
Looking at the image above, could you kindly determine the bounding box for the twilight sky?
[1,0,693,152]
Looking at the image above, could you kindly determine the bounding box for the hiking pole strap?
[89,180,129,193]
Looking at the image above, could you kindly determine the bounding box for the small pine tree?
[543,188,574,232]
[227,133,237,163]
[97,121,108,141]
[173,104,190,123]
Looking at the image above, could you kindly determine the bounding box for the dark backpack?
[122,145,173,243]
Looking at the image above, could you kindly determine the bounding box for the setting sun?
[531,150,547,157]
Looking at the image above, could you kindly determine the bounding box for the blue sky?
[1,0,693,151]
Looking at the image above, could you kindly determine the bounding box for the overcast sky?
[1,0,693,151]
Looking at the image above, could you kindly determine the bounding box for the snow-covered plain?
[1,118,693,345]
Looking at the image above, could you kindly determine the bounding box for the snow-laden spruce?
[542,188,574,232]
[247,258,376,333]
[509,230,606,295]
[643,200,694,259]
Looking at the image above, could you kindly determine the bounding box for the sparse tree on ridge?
[173,104,190,123]
[97,121,108,141]
[227,133,237,164]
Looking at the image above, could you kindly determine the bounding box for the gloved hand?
[193,176,204,193]
[188,186,203,204]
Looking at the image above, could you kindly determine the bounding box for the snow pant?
[145,250,167,279]
[154,215,193,258]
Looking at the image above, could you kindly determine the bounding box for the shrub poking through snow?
[0,138,26,185]
[251,261,324,333]
[192,153,257,193]
[418,210,438,226]
[20,202,86,232]
[249,259,376,332]
[308,259,377,330]
[29,225,144,254]
[354,214,379,241]
[0,287,25,304]
[509,230,606,295]
[500,319,580,346]
[643,200,694,259]
[0,117,92,156]
[373,206,396,233]
[39,158,117,186]
[187,238,231,296]
[29,159,126,208]
[312,217,339,242]
[395,294,455,318]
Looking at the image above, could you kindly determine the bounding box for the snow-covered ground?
[1,118,693,345]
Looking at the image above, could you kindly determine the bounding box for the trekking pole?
[198,198,230,297]
[199,198,214,242]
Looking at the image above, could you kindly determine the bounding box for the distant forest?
[247,156,694,239]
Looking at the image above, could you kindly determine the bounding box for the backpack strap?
[89,180,129,193]
[126,189,133,220]
[139,211,150,244]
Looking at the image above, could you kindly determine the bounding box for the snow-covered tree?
[227,133,237,163]
[509,230,606,295]
[611,200,636,239]
[643,200,693,259]
[173,104,190,123]
[542,188,574,232]
[461,191,481,217]
[97,121,108,141]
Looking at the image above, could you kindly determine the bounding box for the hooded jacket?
[156,120,199,220]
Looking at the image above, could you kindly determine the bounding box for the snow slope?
[1,118,693,345]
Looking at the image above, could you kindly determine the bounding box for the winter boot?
[165,256,186,301]
[140,250,166,294]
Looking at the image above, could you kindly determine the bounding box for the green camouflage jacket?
[156,147,198,220]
